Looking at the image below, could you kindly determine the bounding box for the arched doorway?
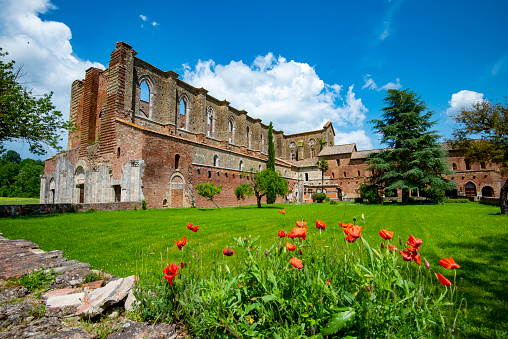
[169,173,185,208]
[465,182,476,197]
[481,186,495,197]
[74,167,85,203]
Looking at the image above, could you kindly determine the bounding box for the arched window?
[480,162,486,169]
[343,172,347,178]
[239,160,244,171]
[465,160,471,170]
[305,173,309,181]
[465,182,476,196]
[452,163,457,171]
[138,76,155,119]
[139,82,150,118]
[207,107,215,138]
[357,170,361,177]
[213,155,219,167]
[246,125,251,148]
[259,165,263,172]
[228,117,236,144]
[179,99,186,129]
[310,148,315,157]
[291,150,295,160]
[332,172,335,178]
[175,154,180,169]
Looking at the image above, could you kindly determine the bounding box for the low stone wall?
[0,202,140,217]
[479,197,501,206]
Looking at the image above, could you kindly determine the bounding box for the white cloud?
[362,74,401,91]
[182,55,368,135]
[335,130,373,150]
[446,90,484,116]
[491,54,507,76]
[0,0,104,156]
[151,21,159,27]
[139,14,147,21]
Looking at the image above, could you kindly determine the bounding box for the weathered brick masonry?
[41,42,507,207]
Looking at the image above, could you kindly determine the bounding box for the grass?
[0,197,40,205]
[0,202,506,338]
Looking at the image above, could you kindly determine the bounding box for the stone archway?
[169,172,185,208]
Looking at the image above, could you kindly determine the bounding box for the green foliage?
[0,150,44,198]
[85,207,96,213]
[15,269,55,292]
[356,183,382,204]
[234,183,254,200]
[136,225,462,338]
[312,192,327,203]
[0,48,71,155]
[444,198,470,203]
[142,200,147,210]
[316,160,329,193]
[196,182,223,209]
[367,89,455,203]
[249,169,287,208]
[329,200,337,205]
[449,97,508,214]
[267,122,276,203]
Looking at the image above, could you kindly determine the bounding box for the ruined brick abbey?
[40,42,507,208]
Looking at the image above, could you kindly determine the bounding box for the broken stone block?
[42,288,80,300]
[76,275,136,318]
[124,289,138,312]
[54,267,93,286]
[82,279,104,289]
[45,292,85,317]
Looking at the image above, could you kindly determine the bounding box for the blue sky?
[1,0,507,159]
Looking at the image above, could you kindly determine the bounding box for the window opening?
[139,82,150,118]
[175,154,180,169]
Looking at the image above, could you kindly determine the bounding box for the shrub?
[329,200,337,205]
[15,269,55,292]
[312,192,327,203]
[85,207,96,213]
[444,198,470,203]
[142,200,147,210]
[356,184,382,204]
[354,197,363,203]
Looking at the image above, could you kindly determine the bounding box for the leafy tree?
[312,192,326,203]
[13,159,44,197]
[367,89,455,203]
[0,48,70,156]
[449,98,508,214]
[196,182,223,209]
[234,183,254,201]
[1,150,21,164]
[238,169,287,208]
[317,160,329,192]
[355,183,382,204]
[319,139,327,151]
[266,122,277,204]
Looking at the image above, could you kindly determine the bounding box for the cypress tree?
[266,122,277,203]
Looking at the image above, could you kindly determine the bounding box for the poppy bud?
[243,237,247,242]
[361,214,365,221]
[424,258,430,269]
[264,249,269,256]
[353,217,356,222]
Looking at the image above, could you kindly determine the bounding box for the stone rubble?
[0,234,188,338]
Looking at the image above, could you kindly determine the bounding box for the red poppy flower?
[223,247,235,256]
[163,263,180,285]
[388,244,398,252]
[406,246,418,254]
[290,257,303,269]
[316,220,327,230]
[345,235,356,243]
[407,235,423,248]
[186,222,193,230]
[175,235,187,250]
[379,229,394,240]
[326,279,331,285]
[180,262,185,268]
[288,227,307,240]
[413,253,421,265]
[278,230,286,238]
[399,250,412,261]
[437,273,452,286]
[286,242,296,251]
[296,220,307,228]
[238,284,246,287]
[339,222,354,228]
[299,249,303,255]
[439,257,460,269]
[344,225,362,238]
[278,208,286,214]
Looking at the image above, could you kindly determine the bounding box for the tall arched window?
[305,173,309,181]
[175,154,180,169]
[246,125,251,148]
[179,99,186,129]
[239,160,244,171]
[139,82,150,118]
[452,163,457,171]
[213,155,219,167]
[207,107,215,138]
[228,117,236,144]
[138,76,155,119]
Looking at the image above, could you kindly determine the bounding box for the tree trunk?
[255,191,263,208]
[501,178,508,214]
[321,171,324,193]
[211,199,221,209]
[402,189,410,204]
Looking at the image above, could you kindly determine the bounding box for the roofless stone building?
[40,42,507,208]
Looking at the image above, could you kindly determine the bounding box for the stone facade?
[41,42,507,207]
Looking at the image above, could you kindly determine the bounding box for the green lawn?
[0,197,40,205]
[1,202,506,338]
